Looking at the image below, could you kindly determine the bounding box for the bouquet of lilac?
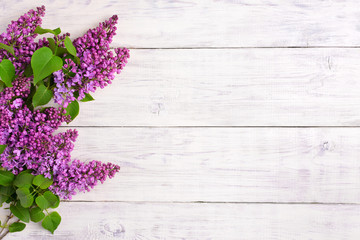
[0,6,129,237]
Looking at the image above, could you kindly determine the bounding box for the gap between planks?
[62,200,360,205]
[60,126,360,128]
[121,46,360,49]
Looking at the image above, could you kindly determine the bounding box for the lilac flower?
[0,79,120,199]
[12,98,23,108]
[0,6,125,199]
[52,15,130,106]
[0,6,47,74]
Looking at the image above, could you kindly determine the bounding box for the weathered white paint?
[70,48,360,126]
[68,127,360,203]
[1,1,360,239]
[1,0,360,48]
[4,202,360,240]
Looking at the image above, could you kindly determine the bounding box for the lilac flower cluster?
[0,6,125,199]
[0,6,47,74]
[52,15,130,107]
[0,77,120,199]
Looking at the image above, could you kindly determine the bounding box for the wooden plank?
[1,0,360,48]
[67,48,360,126]
[67,127,360,203]
[3,202,360,239]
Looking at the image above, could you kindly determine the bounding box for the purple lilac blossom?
[0,6,48,74]
[0,6,124,199]
[52,15,130,106]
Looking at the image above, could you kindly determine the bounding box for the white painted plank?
[68,48,360,126]
[67,127,360,203]
[3,202,360,240]
[1,0,360,48]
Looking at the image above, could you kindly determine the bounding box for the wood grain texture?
[1,1,360,239]
[1,0,360,48]
[3,202,360,240]
[68,48,360,126]
[67,127,360,203]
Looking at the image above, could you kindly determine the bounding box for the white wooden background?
[1,0,360,239]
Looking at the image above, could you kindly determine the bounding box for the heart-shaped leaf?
[16,187,34,208]
[14,172,34,188]
[31,47,63,85]
[10,203,30,223]
[30,207,45,222]
[35,191,59,210]
[0,59,15,87]
[32,84,53,108]
[9,222,26,232]
[44,191,59,209]
[65,100,79,121]
[33,175,53,189]
[35,194,48,210]
[42,211,61,234]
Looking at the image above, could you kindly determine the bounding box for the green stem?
[0,216,9,234]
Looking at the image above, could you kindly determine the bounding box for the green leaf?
[33,175,53,189]
[47,38,56,53]
[32,84,53,108]
[64,36,77,57]
[47,38,70,58]
[44,191,59,209]
[24,64,33,77]
[35,26,61,35]
[0,43,15,56]
[55,47,68,57]
[0,186,15,205]
[30,207,45,222]
[73,91,79,98]
[53,28,61,35]
[65,100,79,121]
[0,59,15,87]
[42,211,61,234]
[9,222,26,232]
[35,191,59,210]
[74,56,80,65]
[0,170,15,186]
[68,71,76,78]
[16,187,34,208]
[10,204,30,223]
[0,144,6,154]
[0,196,7,206]
[62,54,80,66]
[35,194,48,209]
[14,172,34,188]
[80,93,94,102]
[19,169,34,174]
[25,84,36,111]
[31,47,63,85]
